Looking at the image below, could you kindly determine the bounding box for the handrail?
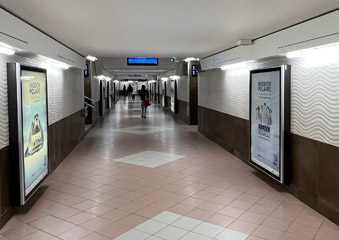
[84,102,95,109]
[84,96,95,104]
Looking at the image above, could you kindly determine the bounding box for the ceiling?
[1,0,339,58]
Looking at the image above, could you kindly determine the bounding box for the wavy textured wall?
[199,58,339,147]
[0,53,84,149]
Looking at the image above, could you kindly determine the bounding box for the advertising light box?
[249,65,290,183]
[8,63,49,205]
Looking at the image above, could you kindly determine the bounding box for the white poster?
[251,70,281,178]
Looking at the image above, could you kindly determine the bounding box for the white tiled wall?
[198,58,339,148]
[0,53,84,149]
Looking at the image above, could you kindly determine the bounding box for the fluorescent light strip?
[0,42,16,55]
[48,59,69,69]
[161,77,169,81]
[86,55,97,61]
[184,57,199,62]
[220,62,246,70]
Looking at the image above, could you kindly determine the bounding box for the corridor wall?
[198,56,339,225]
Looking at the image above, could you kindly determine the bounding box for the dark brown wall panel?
[198,105,339,225]
[48,110,85,172]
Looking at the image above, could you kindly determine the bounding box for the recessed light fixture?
[48,59,69,69]
[86,55,98,61]
[106,77,112,81]
[161,77,169,81]
[184,57,199,62]
[0,42,16,55]
[97,75,106,80]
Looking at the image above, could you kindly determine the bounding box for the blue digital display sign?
[127,58,158,66]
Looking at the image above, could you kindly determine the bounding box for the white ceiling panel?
[1,0,338,58]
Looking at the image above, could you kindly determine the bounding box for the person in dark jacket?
[127,84,133,100]
[139,85,149,118]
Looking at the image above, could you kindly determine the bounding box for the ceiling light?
[48,59,69,69]
[97,75,106,80]
[106,77,112,81]
[86,55,97,61]
[0,42,16,55]
[184,57,199,62]
[161,77,169,81]
[170,75,180,80]
[220,62,246,71]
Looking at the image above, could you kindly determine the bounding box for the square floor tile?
[180,232,213,240]
[215,228,249,240]
[152,211,182,224]
[171,216,202,231]
[192,222,224,238]
[115,229,150,240]
[154,225,188,240]
[114,151,185,168]
[135,219,167,234]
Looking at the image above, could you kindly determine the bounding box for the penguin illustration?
[24,113,44,157]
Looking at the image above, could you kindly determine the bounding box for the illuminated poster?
[171,81,175,112]
[250,69,281,179]
[21,69,48,197]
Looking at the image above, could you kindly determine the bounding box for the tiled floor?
[114,151,185,168]
[1,98,339,240]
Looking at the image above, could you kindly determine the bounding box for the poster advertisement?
[171,81,175,112]
[21,70,48,197]
[250,70,281,179]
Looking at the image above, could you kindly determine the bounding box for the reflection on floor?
[1,98,339,240]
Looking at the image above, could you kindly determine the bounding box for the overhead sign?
[127,58,158,66]
[250,65,290,183]
[170,57,179,63]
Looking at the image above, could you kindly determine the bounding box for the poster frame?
[249,65,290,184]
[7,63,49,205]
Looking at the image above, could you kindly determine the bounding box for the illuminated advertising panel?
[7,63,49,205]
[21,69,49,197]
[250,65,290,183]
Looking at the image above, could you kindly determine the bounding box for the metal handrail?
[84,102,95,110]
[84,96,95,104]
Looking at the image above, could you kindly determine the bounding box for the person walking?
[127,84,133,100]
[139,85,149,118]
[123,85,127,99]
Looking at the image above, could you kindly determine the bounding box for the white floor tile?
[180,232,213,240]
[114,229,150,240]
[192,222,224,238]
[135,219,167,235]
[153,211,182,224]
[215,228,248,240]
[154,226,188,240]
[114,151,185,168]
[171,216,202,231]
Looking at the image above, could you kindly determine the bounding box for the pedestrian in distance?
[139,85,149,118]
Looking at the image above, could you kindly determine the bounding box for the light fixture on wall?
[184,57,199,62]
[169,75,180,80]
[97,75,106,80]
[286,43,339,67]
[220,61,246,71]
[86,55,97,61]
[48,59,69,69]
[161,77,169,81]
[0,42,16,55]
